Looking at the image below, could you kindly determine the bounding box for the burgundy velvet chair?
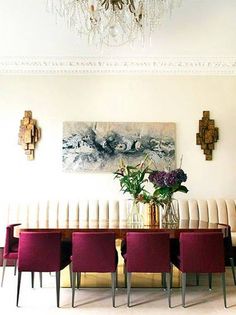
[172,232,227,308]
[1,223,21,287]
[71,232,118,307]
[124,232,171,307]
[223,225,236,285]
[195,225,236,288]
[16,232,71,307]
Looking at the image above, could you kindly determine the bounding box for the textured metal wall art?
[196,111,219,160]
[18,111,41,160]
[63,121,176,172]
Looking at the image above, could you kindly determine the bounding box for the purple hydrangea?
[149,171,166,187]
[149,168,187,188]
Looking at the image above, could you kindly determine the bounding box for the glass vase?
[127,199,143,227]
[162,200,179,228]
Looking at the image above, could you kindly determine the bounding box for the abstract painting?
[63,121,176,172]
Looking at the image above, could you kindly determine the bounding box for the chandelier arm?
[47,0,182,47]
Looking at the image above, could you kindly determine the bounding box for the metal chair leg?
[39,272,43,288]
[221,273,227,308]
[16,271,22,307]
[116,271,118,289]
[69,263,72,288]
[56,271,60,308]
[76,272,81,289]
[162,272,167,289]
[111,272,116,307]
[170,263,173,288]
[72,272,76,307]
[1,258,7,287]
[166,272,171,308]
[182,273,186,307]
[127,272,132,307]
[208,273,212,290]
[229,257,236,285]
[31,272,34,288]
[14,260,17,276]
[123,265,127,288]
[196,273,199,286]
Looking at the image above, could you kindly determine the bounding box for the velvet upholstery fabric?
[3,224,21,260]
[18,232,71,272]
[223,225,234,264]
[72,232,117,273]
[176,232,225,273]
[125,232,171,273]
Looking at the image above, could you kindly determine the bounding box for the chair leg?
[1,258,7,287]
[31,272,34,288]
[221,273,227,308]
[123,265,127,288]
[111,272,116,307]
[229,257,236,285]
[116,271,118,289]
[208,273,212,290]
[39,272,43,288]
[170,263,173,288]
[77,272,81,289]
[72,272,76,307]
[166,272,171,308]
[69,263,72,288]
[127,272,132,307]
[162,272,167,290]
[14,260,17,276]
[181,273,187,307]
[56,271,60,308]
[196,273,199,286]
[16,271,22,307]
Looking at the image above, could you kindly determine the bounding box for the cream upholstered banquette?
[0,199,236,248]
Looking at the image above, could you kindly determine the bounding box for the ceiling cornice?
[0,56,236,75]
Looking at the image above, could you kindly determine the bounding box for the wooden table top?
[17,220,229,240]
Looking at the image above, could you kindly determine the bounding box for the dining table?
[17,220,229,240]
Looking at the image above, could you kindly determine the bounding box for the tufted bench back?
[0,199,236,246]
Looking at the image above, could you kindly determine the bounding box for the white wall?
[0,75,235,203]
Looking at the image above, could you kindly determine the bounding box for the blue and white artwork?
[63,122,176,172]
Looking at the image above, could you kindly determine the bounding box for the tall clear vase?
[162,200,179,228]
[127,199,143,227]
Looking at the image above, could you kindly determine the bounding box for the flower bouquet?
[114,156,152,225]
[149,168,188,225]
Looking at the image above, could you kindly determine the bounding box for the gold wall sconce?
[196,111,219,160]
[18,111,41,160]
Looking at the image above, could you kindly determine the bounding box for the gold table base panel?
[61,241,180,288]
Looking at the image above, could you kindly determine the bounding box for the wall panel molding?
[0,56,236,75]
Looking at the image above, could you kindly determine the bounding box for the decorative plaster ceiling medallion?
[0,56,236,75]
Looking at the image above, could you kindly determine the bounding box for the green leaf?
[176,185,189,193]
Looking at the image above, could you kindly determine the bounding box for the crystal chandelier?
[47,0,182,47]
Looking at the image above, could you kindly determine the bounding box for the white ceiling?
[0,0,236,74]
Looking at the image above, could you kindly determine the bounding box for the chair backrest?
[179,232,225,273]
[72,232,117,272]
[126,232,170,273]
[18,232,62,272]
[3,223,21,258]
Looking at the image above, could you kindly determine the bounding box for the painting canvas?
[63,121,176,172]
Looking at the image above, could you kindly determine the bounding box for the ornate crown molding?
[0,56,236,75]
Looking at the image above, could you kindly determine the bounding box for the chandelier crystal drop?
[47,0,182,47]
